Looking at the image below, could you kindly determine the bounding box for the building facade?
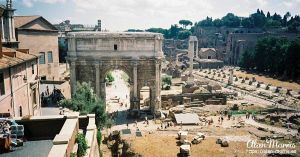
[199,48,217,59]
[14,16,60,80]
[0,47,40,117]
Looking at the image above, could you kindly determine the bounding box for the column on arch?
[70,60,77,96]
[154,60,161,112]
[95,62,100,97]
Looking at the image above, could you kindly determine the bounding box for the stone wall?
[161,93,227,105]
[15,115,65,140]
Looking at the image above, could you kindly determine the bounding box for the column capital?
[131,59,138,66]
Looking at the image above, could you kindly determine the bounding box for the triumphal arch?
[67,32,164,113]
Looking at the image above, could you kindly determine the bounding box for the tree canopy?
[143,9,299,39]
[179,20,193,29]
[239,37,300,80]
[59,82,108,128]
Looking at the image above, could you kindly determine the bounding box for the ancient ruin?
[67,32,164,113]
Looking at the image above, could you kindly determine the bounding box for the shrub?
[76,133,88,157]
[97,129,102,145]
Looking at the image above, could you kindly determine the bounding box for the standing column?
[8,16,12,41]
[70,60,77,96]
[133,62,138,98]
[154,60,161,112]
[11,17,15,41]
[1,17,4,41]
[95,62,100,97]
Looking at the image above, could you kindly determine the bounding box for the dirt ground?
[235,70,300,91]
[129,134,257,157]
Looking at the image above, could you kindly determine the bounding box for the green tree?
[221,13,241,27]
[76,133,88,157]
[265,19,282,28]
[213,19,223,27]
[167,24,180,39]
[146,28,168,36]
[238,49,255,69]
[177,30,192,39]
[197,16,213,27]
[179,20,193,29]
[59,82,108,128]
[285,37,300,79]
[241,17,254,28]
[250,10,267,27]
[283,12,291,27]
[106,72,114,83]
[162,75,172,90]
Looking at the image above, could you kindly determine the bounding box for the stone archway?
[67,32,164,114]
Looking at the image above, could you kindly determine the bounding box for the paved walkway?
[242,116,298,135]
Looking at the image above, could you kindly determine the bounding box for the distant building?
[225,32,300,65]
[195,48,224,69]
[14,15,60,80]
[199,48,217,59]
[54,19,102,63]
[0,47,40,117]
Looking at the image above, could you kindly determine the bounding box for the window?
[39,52,45,64]
[32,89,37,105]
[19,106,22,117]
[208,56,211,59]
[114,44,118,51]
[48,51,53,63]
[0,73,5,96]
[31,64,34,74]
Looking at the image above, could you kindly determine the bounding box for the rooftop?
[14,16,41,28]
[199,48,216,52]
[67,31,163,38]
[0,47,38,69]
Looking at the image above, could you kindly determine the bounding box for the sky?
[2,0,300,31]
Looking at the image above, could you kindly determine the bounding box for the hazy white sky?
[5,0,300,31]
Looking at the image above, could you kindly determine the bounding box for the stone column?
[11,17,15,41]
[129,82,134,109]
[100,82,106,104]
[154,60,161,113]
[133,62,138,98]
[8,16,12,41]
[70,60,77,96]
[95,62,100,97]
[188,41,194,75]
[1,17,4,41]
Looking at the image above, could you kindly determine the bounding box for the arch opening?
[139,86,151,112]
[105,69,131,114]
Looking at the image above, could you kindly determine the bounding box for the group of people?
[41,86,65,106]
[245,112,255,119]
[158,121,174,130]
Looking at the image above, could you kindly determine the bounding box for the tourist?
[221,116,224,124]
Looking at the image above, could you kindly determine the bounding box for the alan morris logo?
[247,139,296,149]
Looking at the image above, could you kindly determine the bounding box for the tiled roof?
[0,47,38,69]
[14,16,58,31]
[14,16,41,28]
